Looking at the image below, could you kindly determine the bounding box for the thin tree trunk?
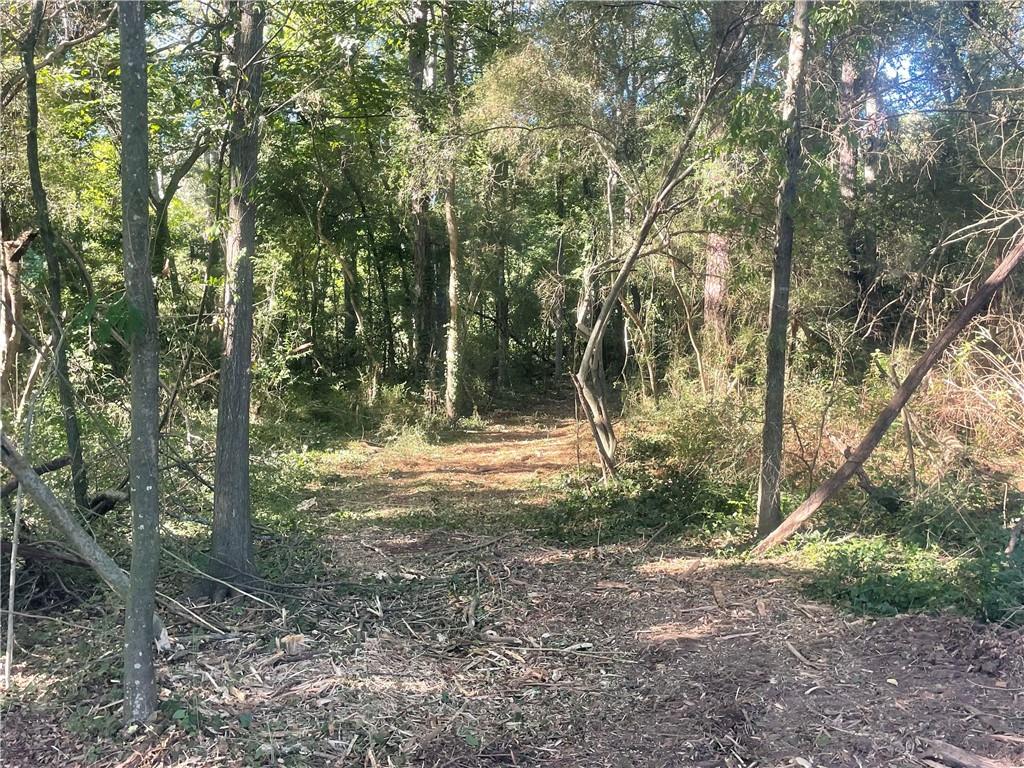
[494,160,510,389]
[442,0,463,420]
[755,0,811,538]
[407,0,431,376]
[860,68,882,292]
[209,0,264,596]
[23,1,88,511]
[343,166,395,375]
[118,0,160,723]
[703,231,731,392]
[0,230,31,397]
[755,235,1024,554]
[837,54,859,294]
[575,90,714,475]
[552,172,566,381]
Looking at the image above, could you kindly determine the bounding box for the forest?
[2,0,1024,766]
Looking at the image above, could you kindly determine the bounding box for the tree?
[754,0,811,538]
[22,0,88,511]
[442,0,464,421]
[755,234,1024,554]
[208,0,265,597]
[118,0,160,723]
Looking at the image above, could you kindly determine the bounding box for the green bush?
[537,467,752,544]
[799,533,1024,622]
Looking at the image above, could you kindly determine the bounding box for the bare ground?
[2,409,1024,768]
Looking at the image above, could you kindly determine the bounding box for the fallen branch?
[755,235,1024,554]
[921,739,1018,768]
[0,434,170,649]
[1,538,89,568]
[0,455,70,499]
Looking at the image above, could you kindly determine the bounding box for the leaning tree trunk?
[755,234,1024,554]
[574,91,715,475]
[23,1,88,511]
[209,0,264,597]
[755,0,811,538]
[0,435,168,645]
[442,0,464,421]
[118,0,161,724]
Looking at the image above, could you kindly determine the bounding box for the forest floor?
[2,405,1024,767]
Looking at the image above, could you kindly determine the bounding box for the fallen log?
[0,434,170,649]
[755,235,1024,554]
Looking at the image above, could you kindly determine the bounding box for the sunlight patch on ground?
[636,619,717,644]
[636,556,704,577]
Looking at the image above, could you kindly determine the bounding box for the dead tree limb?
[0,455,69,499]
[921,739,1016,768]
[0,434,169,648]
[754,235,1024,554]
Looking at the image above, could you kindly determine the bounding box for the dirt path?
[3,409,1024,767]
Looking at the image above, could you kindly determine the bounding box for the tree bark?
[701,1,745,393]
[0,230,32,396]
[703,231,731,391]
[442,0,463,420]
[755,0,811,538]
[23,1,88,511]
[209,0,264,596]
[118,0,160,723]
[754,235,1024,554]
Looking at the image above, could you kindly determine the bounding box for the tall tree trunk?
[23,0,88,511]
[860,67,881,294]
[118,0,160,723]
[494,159,510,390]
[755,0,811,538]
[755,235,1024,554]
[837,54,859,296]
[407,0,431,376]
[343,166,396,376]
[209,0,264,596]
[496,238,508,388]
[442,0,463,420]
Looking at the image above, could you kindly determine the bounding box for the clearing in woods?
[2,408,1023,767]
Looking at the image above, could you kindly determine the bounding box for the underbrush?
[537,468,753,545]
[614,370,1024,624]
[255,380,488,450]
[792,475,1024,623]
